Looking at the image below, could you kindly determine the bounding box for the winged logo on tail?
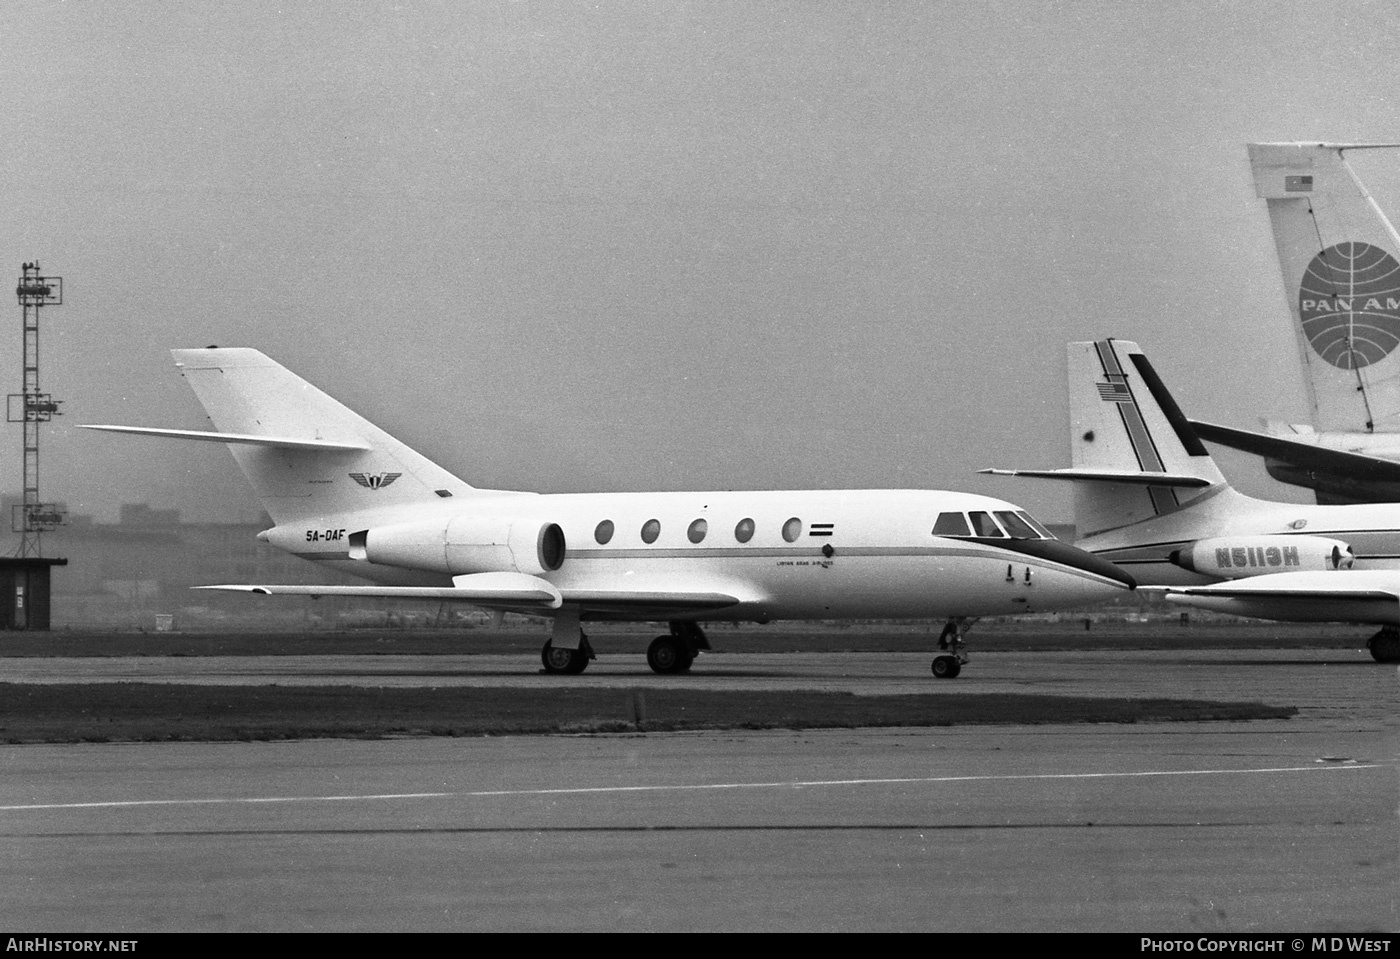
[350,472,402,490]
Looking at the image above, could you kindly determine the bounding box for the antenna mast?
[10,262,64,557]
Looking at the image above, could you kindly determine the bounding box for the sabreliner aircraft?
[83,348,1134,678]
[984,338,1400,663]
[1190,142,1400,504]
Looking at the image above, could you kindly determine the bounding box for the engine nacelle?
[349,515,565,576]
[1168,535,1354,579]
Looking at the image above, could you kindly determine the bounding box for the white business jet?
[985,338,1400,663]
[83,348,1133,678]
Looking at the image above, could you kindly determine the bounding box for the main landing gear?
[647,621,712,675]
[539,621,713,676]
[1368,627,1400,663]
[932,617,974,679]
[541,633,594,675]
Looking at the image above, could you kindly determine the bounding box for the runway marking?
[0,762,1384,812]
[7,822,1334,838]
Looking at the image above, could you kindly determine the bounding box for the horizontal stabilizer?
[1189,420,1400,482]
[979,468,1212,488]
[81,425,369,452]
[1265,142,1400,151]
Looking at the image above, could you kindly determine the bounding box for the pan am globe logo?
[1299,241,1400,369]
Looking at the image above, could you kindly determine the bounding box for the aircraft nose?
[1065,545,1136,590]
[985,537,1135,589]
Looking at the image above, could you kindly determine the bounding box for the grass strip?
[0,683,1295,743]
[0,626,1370,658]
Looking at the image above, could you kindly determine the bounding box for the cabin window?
[641,518,661,544]
[782,517,802,543]
[594,520,614,545]
[968,511,1004,537]
[1016,511,1055,539]
[993,510,1040,539]
[735,518,755,543]
[932,512,971,537]
[688,518,708,543]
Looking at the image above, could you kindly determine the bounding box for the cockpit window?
[993,510,1040,539]
[932,512,971,537]
[1015,510,1055,539]
[934,510,1051,540]
[968,511,1005,537]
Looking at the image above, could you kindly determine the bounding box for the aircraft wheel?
[542,641,589,675]
[1369,631,1400,663]
[931,655,961,679]
[647,635,688,674]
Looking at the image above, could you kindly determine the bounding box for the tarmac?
[0,642,1394,932]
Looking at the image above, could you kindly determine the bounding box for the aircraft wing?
[1187,420,1400,483]
[196,571,565,608]
[1187,420,1400,503]
[196,573,746,617]
[979,468,1212,487]
[556,590,742,615]
[1148,570,1400,625]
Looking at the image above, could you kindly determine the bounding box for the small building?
[0,557,68,630]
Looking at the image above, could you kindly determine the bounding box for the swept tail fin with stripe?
[987,339,1229,537]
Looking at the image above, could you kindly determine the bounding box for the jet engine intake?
[349,516,566,575]
[1168,535,1354,579]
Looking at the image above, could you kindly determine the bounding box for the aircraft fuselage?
[268,488,1131,621]
[1079,478,1400,585]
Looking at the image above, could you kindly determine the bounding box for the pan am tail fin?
[1249,142,1400,433]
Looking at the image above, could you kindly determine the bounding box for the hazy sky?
[6,0,1400,530]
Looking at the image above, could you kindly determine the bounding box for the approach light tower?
[10,262,64,557]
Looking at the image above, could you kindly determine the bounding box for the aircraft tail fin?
[1065,339,1228,536]
[1248,142,1400,432]
[86,348,479,525]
